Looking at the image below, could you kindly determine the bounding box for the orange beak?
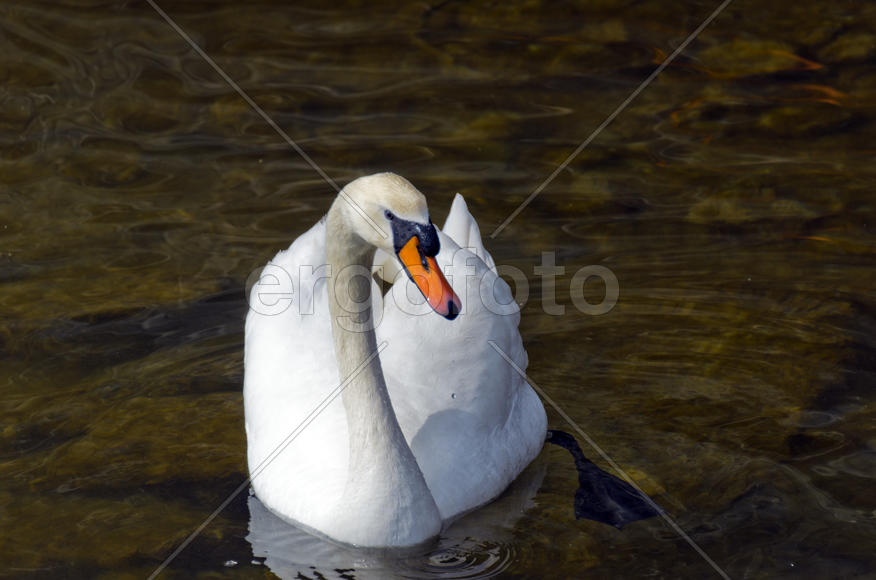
[397,236,461,320]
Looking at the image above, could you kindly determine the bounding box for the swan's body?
[244,173,546,547]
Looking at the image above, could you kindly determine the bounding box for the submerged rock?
[818,31,876,63]
[696,39,818,78]
[40,391,245,492]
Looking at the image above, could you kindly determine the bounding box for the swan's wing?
[378,232,546,520]
[441,194,497,274]
[244,220,345,527]
[244,219,383,530]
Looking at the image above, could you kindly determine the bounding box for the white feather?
[244,175,546,547]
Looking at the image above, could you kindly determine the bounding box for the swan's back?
[379,196,545,519]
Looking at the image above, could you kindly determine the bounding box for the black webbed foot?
[546,429,662,529]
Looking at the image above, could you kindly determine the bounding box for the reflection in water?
[247,461,544,579]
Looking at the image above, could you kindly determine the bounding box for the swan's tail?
[442,194,496,273]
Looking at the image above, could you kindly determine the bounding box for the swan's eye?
[384,210,395,221]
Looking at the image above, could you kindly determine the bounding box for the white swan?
[244,173,546,548]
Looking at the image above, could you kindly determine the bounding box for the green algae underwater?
[1,0,875,578]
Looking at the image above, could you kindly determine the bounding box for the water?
[2,0,875,578]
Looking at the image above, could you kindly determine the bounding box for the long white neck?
[324,199,441,547]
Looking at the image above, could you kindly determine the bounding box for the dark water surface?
[2,0,875,578]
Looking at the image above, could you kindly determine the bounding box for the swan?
[244,172,547,548]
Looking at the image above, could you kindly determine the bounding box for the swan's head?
[339,173,461,320]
